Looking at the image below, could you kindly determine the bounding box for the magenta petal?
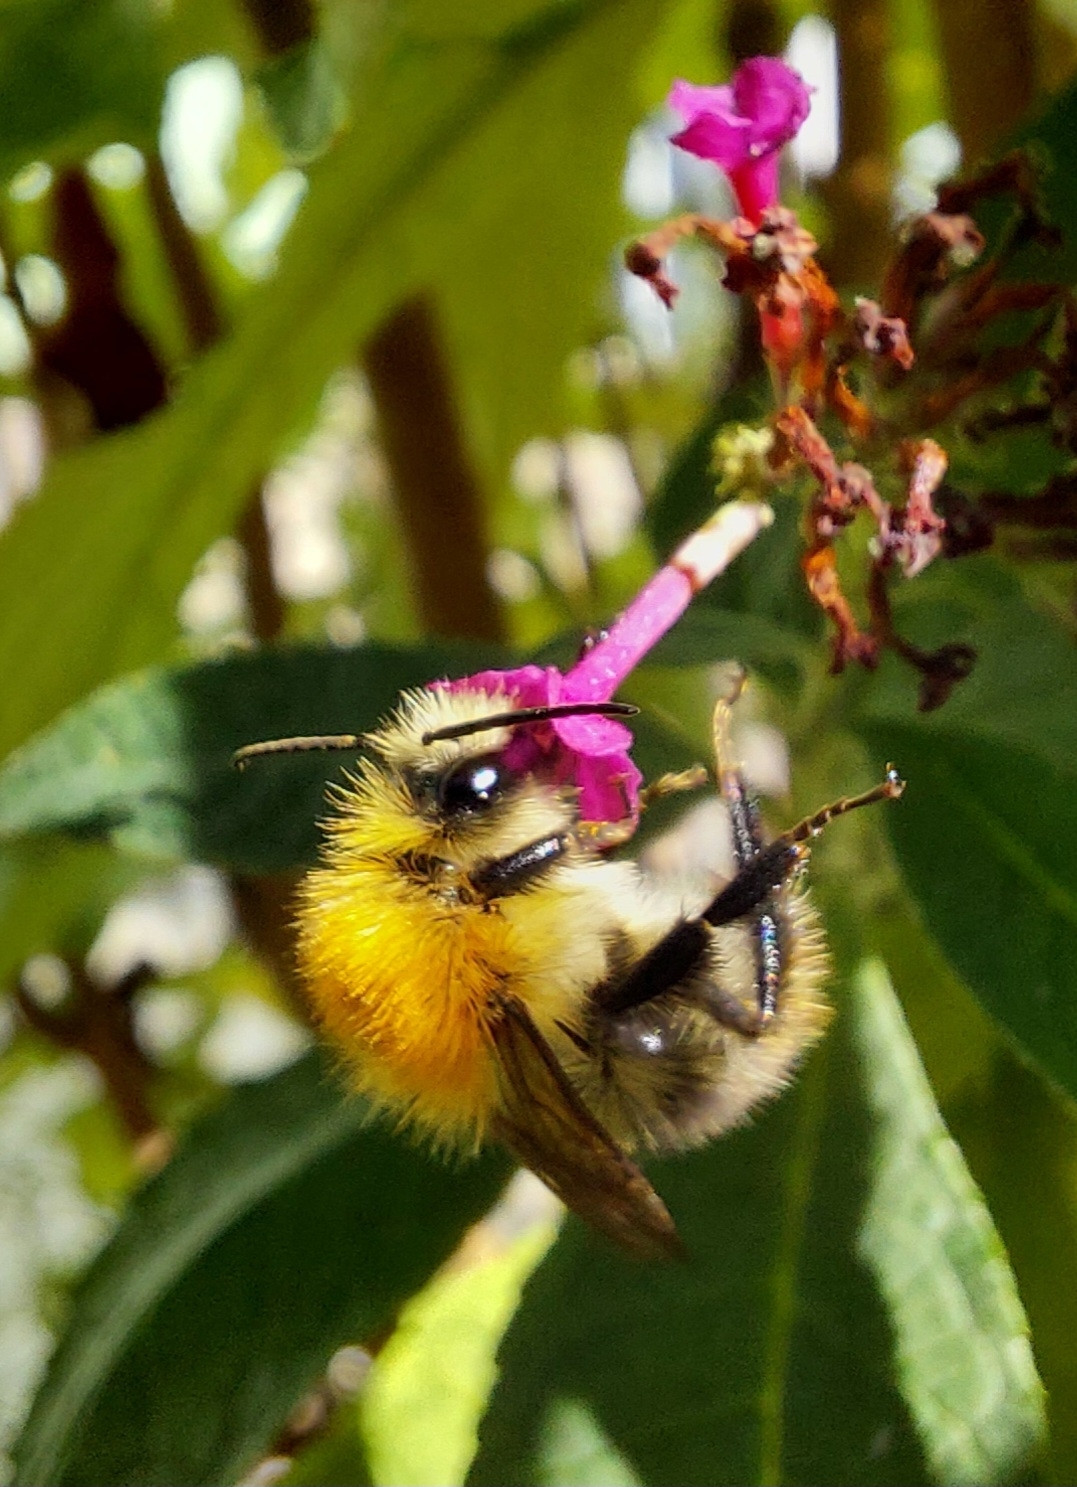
[671,114,753,171]
[434,504,771,831]
[574,751,643,824]
[667,56,811,217]
[668,77,735,126]
[731,56,811,147]
[565,565,695,703]
[728,155,782,225]
[436,663,640,827]
[445,664,552,707]
[554,713,634,756]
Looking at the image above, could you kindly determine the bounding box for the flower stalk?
[444,500,773,831]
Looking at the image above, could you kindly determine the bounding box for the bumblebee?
[237,671,901,1260]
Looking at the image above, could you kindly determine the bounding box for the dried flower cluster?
[431,55,1075,829]
[628,58,1074,708]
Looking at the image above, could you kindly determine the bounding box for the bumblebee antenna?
[779,766,906,847]
[421,700,638,747]
[232,735,362,769]
[233,701,641,766]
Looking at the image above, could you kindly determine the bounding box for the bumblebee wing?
[489,996,683,1261]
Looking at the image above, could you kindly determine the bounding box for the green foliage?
[0,0,662,761]
[13,1052,510,1486]
[358,1220,557,1487]
[0,0,164,176]
[854,558,1077,1102]
[255,40,345,162]
[2,3,1077,1485]
[0,838,137,983]
[472,965,1042,1487]
[0,642,506,873]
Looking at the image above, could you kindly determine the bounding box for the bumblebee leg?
[704,673,903,1023]
[573,818,637,851]
[639,765,710,808]
[590,672,902,1041]
[571,768,710,854]
[781,768,906,843]
[707,665,785,1025]
[590,670,800,1034]
[702,684,902,1021]
[593,910,779,1036]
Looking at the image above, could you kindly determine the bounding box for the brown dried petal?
[853,298,914,370]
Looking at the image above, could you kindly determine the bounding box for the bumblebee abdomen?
[569,890,831,1152]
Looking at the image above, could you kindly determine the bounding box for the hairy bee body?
[560,886,828,1153]
[295,685,832,1237]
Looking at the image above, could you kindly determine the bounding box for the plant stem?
[930,0,1036,163]
[363,294,506,643]
[821,0,894,289]
[240,0,314,53]
[15,962,162,1152]
[144,151,223,355]
[237,487,287,641]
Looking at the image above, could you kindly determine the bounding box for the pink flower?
[668,57,811,224]
[438,501,773,832]
[446,662,642,826]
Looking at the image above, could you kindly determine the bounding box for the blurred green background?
[1,1,1076,1483]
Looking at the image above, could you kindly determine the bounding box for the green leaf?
[0,638,774,875]
[470,962,1043,1487]
[255,38,345,161]
[852,556,1077,1103]
[987,75,1077,288]
[0,838,136,985]
[945,1048,1077,1487]
[645,602,813,696]
[0,0,163,176]
[282,1414,374,1487]
[862,882,1000,1112]
[645,384,766,557]
[0,0,666,765]
[358,1219,557,1487]
[852,961,1045,1486]
[0,637,737,875]
[0,641,506,874]
[13,1050,510,1487]
[400,0,584,42]
[416,0,667,491]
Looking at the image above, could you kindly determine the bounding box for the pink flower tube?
[440,500,773,831]
[668,57,811,224]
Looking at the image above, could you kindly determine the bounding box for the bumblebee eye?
[437,755,510,815]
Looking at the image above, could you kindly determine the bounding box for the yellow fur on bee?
[297,855,506,1144]
[295,760,587,1147]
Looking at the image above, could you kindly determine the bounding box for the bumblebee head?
[234,689,637,877]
